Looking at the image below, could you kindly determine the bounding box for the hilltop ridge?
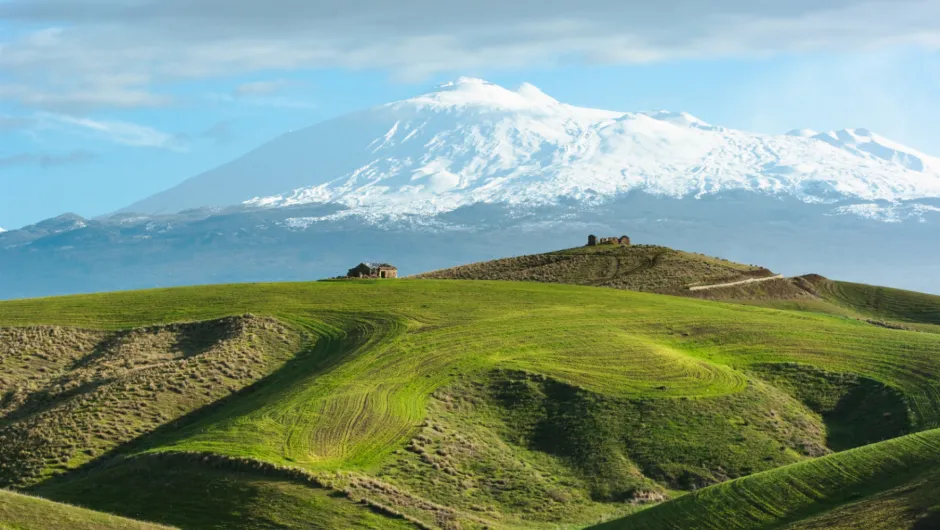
[414,241,808,299]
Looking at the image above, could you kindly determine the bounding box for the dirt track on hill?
[688,274,785,292]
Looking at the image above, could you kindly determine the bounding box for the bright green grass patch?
[591,428,940,530]
[0,489,171,530]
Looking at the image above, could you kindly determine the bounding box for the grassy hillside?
[742,276,940,334]
[413,244,807,297]
[0,280,938,528]
[0,489,171,529]
[0,316,300,488]
[415,243,940,333]
[805,275,940,328]
[592,427,940,530]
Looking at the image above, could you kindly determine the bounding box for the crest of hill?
[413,244,804,298]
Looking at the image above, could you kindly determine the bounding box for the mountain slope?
[125,78,940,219]
[1,279,939,528]
[809,128,940,173]
[0,489,171,530]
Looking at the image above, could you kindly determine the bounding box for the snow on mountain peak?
[0,227,6,233]
[812,128,938,172]
[786,128,820,138]
[639,110,715,130]
[516,82,559,105]
[402,77,546,111]
[125,78,940,220]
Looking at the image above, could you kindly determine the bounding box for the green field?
[1,273,939,528]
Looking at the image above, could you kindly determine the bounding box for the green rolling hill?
[0,251,938,528]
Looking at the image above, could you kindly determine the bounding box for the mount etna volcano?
[2,78,939,299]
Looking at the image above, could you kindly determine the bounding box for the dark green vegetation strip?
[0,489,172,529]
[593,428,940,530]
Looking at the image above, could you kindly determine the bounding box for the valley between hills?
[0,244,939,529]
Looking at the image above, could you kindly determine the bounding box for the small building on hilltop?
[588,234,631,246]
[347,263,398,279]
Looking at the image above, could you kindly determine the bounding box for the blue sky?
[1,0,939,229]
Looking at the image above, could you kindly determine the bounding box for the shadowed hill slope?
[0,489,172,529]
[591,427,940,530]
[0,280,938,528]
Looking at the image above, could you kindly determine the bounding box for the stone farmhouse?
[587,234,631,246]
[347,262,399,279]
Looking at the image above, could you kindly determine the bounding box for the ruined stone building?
[347,263,399,279]
[586,234,631,246]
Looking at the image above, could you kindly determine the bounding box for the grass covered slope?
[413,244,802,297]
[592,427,940,530]
[0,489,171,530]
[744,275,940,334]
[806,275,940,328]
[0,280,939,528]
[0,316,300,488]
[35,456,414,530]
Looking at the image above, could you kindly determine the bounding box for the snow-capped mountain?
[4,77,939,301]
[126,77,940,220]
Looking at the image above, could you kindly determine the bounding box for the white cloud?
[37,114,183,149]
[0,0,937,109]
